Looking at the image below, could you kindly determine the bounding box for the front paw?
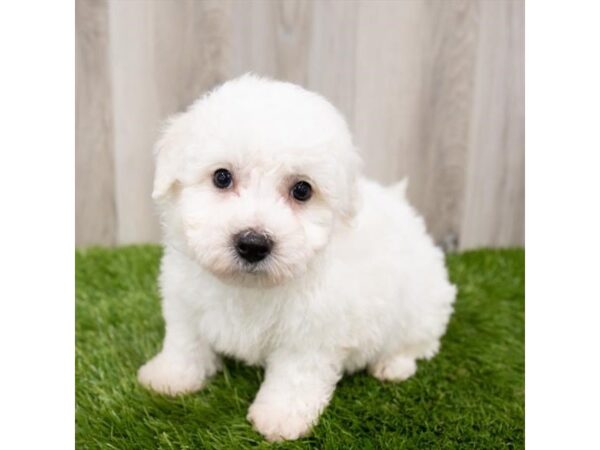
[247,401,317,442]
[138,352,215,396]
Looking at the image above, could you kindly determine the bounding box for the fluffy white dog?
[138,75,456,441]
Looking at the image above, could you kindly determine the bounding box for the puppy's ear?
[338,149,363,222]
[152,114,187,201]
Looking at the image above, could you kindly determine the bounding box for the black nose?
[234,230,273,263]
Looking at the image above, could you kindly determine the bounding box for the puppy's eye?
[291,181,312,202]
[213,168,233,189]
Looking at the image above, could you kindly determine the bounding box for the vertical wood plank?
[230,0,358,127]
[230,0,311,85]
[108,0,159,244]
[354,0,426,185]
[409,0,480,249]
[306,0,358,126]
[108,0,230,244]
[75,0,117,246]
[460,0,525,249]
[354,0,479,248]
[230,0,277,77]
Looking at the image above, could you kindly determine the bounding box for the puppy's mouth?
[237,259,269,274]
[222,247,295,287]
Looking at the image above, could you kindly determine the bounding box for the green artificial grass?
[76,246,524,449]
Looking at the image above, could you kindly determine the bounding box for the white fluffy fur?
[138,75,456,441]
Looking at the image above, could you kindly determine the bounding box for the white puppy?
[138,75,456,441]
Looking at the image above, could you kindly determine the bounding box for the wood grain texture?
[230,0,358,131]
[76,0,117,246]
[460,0,525,249]
[230,0,311,84]
[407,0,479,250]
[107,0,230,244]
[353,0,422,185]
[76,0,524,249]
[354,0,479,249]
[306,0,358,127]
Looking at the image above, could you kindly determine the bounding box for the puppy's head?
[153,75,361,286]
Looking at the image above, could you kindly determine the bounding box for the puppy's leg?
[369,353,417,382]
[138,301,220,396]
[247,351,342,442]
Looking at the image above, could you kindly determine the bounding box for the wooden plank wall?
[76,0,117,245]
[75,0,524,250]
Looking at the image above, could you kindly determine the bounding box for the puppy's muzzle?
[234,229,273,263]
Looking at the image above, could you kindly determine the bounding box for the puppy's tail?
[388,177,409,199]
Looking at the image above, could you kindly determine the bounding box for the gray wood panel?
[460,0,525,248]
[107,0,229,244]
[76,0,117,246]
[230,0,359,136]
[306,0,359,129]
[354,0,479,250]
[75,0,525,249]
